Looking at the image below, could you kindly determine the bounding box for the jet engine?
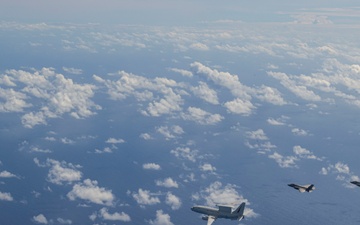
[202,216,209,221]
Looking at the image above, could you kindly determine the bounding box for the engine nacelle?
[202,216,209,221]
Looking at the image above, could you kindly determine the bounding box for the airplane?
[350,181,360,187]
[191,202,245,225]
[288,183,315,192]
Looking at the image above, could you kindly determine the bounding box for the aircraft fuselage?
[191,206,238,220]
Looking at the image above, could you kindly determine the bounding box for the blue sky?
[2,0,360,24]
[1,1,360,225]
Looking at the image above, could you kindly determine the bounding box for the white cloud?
[33,214,48,224]
[0,171,18,178]
[0,75,16,86]
[30,146,52,153]
[293,145,320,160]
[94,147,113,154]
[267,118,285,126]
[224,98,255,116]
[57,218,72,224]
[132,189,160,205]
[268,152,298,168]
[21,111,47,128]
[61,137,75,144]
[44,159,82,185]
[165,192,182,210]
[67,179,115,206]
[334,162,350,174]
[149,210,174,225]
[3,68,101,128]
[191,82,219,104]
[169,68,193,77]
[267,71,322,102]
[62,67,83,75]
[143,163,161,170]
[246,129,268,140]
[199,163,216,172]
[291,128,309,136]
[94,70,186,116]
[0,88,31,112]
[170,147,198,162]
[181,107,223,125]
[156,125,184,140]
[99,208,131,222]
[256,85,287,105]
[106,138,125,144]
[190,43,209,51]
[140,133,153,140]
[145,89,183,116]
[0,191,13,201]
[155,177,179,188]
[191,62,251,100]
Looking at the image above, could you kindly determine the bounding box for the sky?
[1,1,360,225]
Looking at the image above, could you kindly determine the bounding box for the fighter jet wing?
[298,188,306,193]
[207,216,216,225]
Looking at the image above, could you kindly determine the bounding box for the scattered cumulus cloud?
[62,67,83,75]
[181,107,223,125]
[140,133,153,140]
[0,171,18,178]
[132,189,160,206]
[2,68,101,128]
[42,159,82,185]
[33,214,48,224]
[98,208,131,222]
[57,218,72,224]
[0,191,13,201]
[293,145,321,160]
[224,98,255,115]
[170,147,198,162]
[190,43,209,51]
[155,178,179,188]
[143,163,161,170]
[156,125,184,140]
[106,138,125,144]
[291,128,309,136]
[149,210,174,225]
[67,179,115,206]
[268,152,298,168]
[199,163,216,172]
[191,81,219,105]
[165,192,182,210]
[246,129,268,141]
[169,68,193,77]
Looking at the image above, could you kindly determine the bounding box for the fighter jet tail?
[306,184,315,192]
[232,202,245,220]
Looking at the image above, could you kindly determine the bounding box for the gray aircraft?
[191,202,245,225]
[288,183,315,192]
[350,181,360,187]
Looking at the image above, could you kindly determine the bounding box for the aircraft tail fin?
[233,202,245,220]
[306,184,314,192]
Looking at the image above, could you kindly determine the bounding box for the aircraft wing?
[298,188,306,193]
[207,216,216,225]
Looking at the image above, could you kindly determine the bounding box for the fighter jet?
[288,183,315,192]
[191,202,245,225]
[350,181,360,187]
